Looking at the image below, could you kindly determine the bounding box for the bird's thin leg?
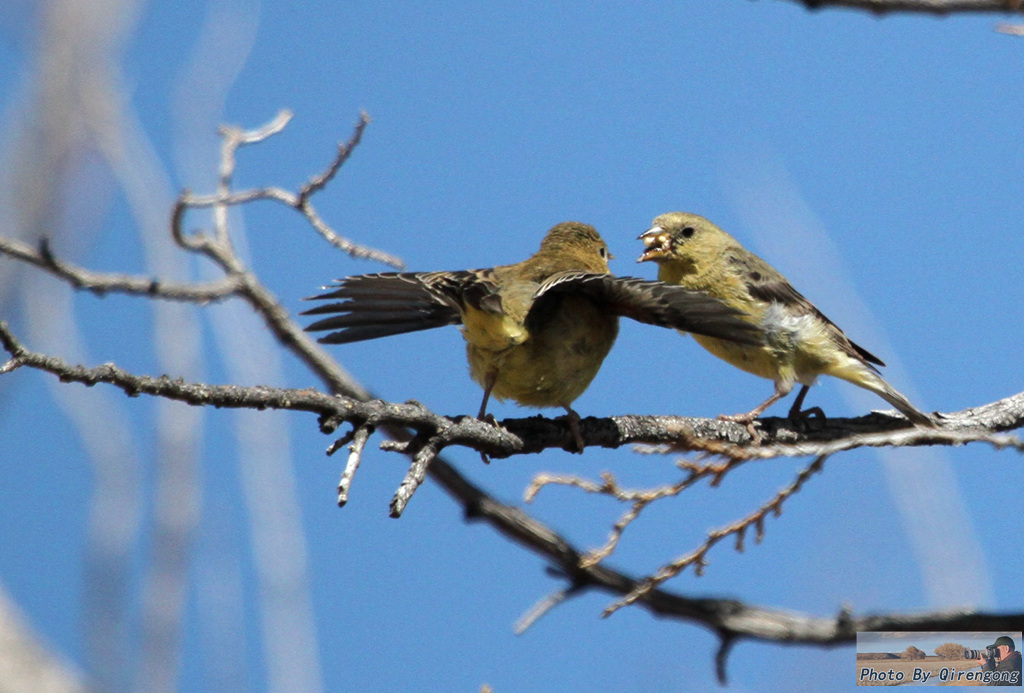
[478,372,498,464]
[787,384,825,422]
[718,383,790,442]
[788,384,810,418]
[477,372,497,424]
[719,391,783,425]
[563,406,585,453]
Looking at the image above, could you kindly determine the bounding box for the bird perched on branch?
[638,211,934,429]
[304,221,762,450]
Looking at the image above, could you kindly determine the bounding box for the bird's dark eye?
[681,226,695,238]
[599,247,608,259]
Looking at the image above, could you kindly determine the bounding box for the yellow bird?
[638,211,934,428]
[305,221,762,448]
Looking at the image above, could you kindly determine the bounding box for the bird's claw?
[717,412,763,444]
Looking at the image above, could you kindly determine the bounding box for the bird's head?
[637,211,733,266]
[538,221,613,273]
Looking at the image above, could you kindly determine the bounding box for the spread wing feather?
[537,272,764,346]
[302,272,468,343]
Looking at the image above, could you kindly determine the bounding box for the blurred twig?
[1,1,149,689]
[0,585,90,693]
[781,0,1024,14]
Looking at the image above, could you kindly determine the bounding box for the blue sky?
[1,2,1022,692]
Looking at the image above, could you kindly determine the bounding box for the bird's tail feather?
[866,375,935,427]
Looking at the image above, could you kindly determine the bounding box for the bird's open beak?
[637,226,670,263]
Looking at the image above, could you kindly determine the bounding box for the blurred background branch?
[782,0,1024,14]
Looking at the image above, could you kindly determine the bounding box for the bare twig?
[0,236,241,301]
[338,425,373,506]
[175,110,402,267]
[527,456,756,568]
[513,586,579,634]
[299,110,371,202]
[390,438,442,517]
[715,637,737,686]
[604,455,829,616]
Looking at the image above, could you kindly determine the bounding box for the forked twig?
[603,455,829,616]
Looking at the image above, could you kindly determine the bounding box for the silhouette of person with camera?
[977,636,1022,687]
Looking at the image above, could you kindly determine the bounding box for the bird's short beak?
[637,226,670,263]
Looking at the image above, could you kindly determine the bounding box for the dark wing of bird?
[302,271,473,344]
[743,269,885,367]
[454,267,507,316]
[535,271,764,346]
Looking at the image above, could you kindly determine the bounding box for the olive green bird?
[304,221,762,449]
[638,211,934,428]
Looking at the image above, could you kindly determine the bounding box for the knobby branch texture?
[2,111,1021,682]
[3,316,1022,462]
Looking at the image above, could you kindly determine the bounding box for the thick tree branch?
[779,0,1024,15]
[3,319,1022,463]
